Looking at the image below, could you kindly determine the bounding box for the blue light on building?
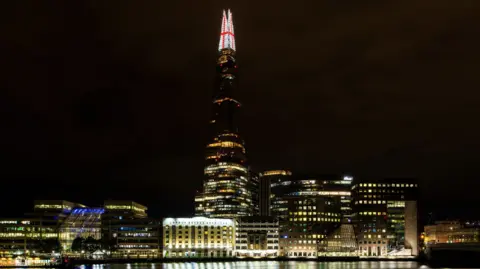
[71,208,105,215]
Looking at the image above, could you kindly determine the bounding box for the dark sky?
[1,0,480,220]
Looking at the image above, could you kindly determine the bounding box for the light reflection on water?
[76,261,426,269]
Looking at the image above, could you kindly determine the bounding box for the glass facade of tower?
[265,170,293,221]
[195,10,253,218]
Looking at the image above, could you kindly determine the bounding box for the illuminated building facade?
[103,200,148,219]
[319,221,358,256]
[162,217,235,258]
[102,201,160,258]
[0,219,58,255]
[33,200,86,212]
[270,174,351,257]
[59,208,104,250]
[337,176,354,218]
[234,216,279,257]
[0,200,85,255]
[196,10,253,218]
[424,221,479,244]
[352,178,419,256]
[280,195,342,258]
[0,200,161,258]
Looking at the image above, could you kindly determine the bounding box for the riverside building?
[352,178,419,256]
[59,208,104,251]
[102,201,160,258]
[0,200,161,258]
[0,200,89,254]
[270,174,352,257]
[162,217,235,258]
[234,216,279,257]
[424,221,479,244]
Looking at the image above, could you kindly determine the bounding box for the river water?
[76,261,429,269]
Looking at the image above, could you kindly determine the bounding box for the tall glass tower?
[195,10,253,218]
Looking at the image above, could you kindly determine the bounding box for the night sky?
[1,1,480,220]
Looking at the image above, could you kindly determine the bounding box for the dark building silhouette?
[250,171,260,216]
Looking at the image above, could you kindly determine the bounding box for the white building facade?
[162,217,235,258]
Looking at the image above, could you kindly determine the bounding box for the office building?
[318,220,358,256]
[268,170,293,222]
[59,208,104,251]
[0,200,87,254]
[258,175,270,216]
[280,194,342,258]
[0,200,161,258]
[270,174,351,257]
[162,217,235,258]
[250,171,260,216]
[352,178,419,256]
[260,170,292,217]
[103,200,148,219]
[102,201,160,258]
[0,219,58,255]
[235,216,279,257]
[424,221,480,244]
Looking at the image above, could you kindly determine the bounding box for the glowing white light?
[218,9,236,51]
[162,216,235,226]
[228,9,236,51]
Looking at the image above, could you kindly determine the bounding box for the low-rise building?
[235,216,279,257]
[0,200,162,258]
[424,221,479,244]
[0,200,86,255]
[162,217,235,258]
[102,201,160,258]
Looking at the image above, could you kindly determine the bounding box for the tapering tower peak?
[218,9,236,51]
[195,10,255,219]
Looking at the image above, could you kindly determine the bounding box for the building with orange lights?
[424,221,479,244]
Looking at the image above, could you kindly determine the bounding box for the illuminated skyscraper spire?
[218,9,236,51]
[196,10,256,218]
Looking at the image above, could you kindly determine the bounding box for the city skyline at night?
[2,3,480,265]
[1,1,480,223]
